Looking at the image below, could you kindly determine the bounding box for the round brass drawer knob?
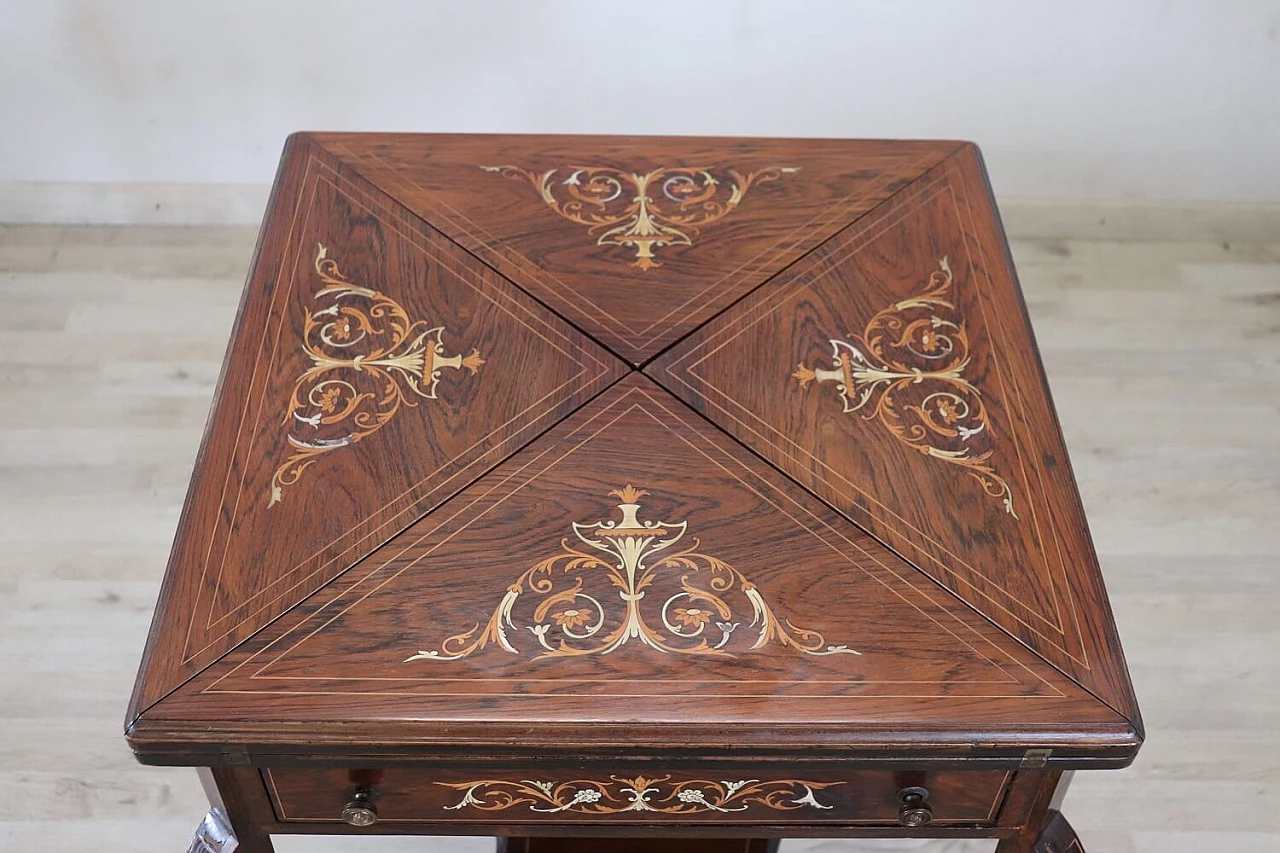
[897,786,933,827]
[341,790,379,827]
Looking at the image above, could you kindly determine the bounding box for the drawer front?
[265,767,1012,826]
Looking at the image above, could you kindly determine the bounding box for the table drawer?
[265,767,1013,827]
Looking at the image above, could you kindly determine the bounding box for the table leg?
[1027,810,1085,852]
[196,768,275,853]
[497,838,779,853]
[995,769,1085,853]
[996,808,1085,852]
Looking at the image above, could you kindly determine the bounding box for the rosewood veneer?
[127,134,1141,853]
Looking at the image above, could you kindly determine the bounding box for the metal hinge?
[1020,748,1052,768]
[220,745,251,766]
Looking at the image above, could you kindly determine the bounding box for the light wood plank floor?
[1,226,1277,853]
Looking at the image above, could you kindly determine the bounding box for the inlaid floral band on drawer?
[265,767,1014,826]
[440,776,840,815]
[405,485,860,662]
[480,164,798,270]
[793,257,1017,517]
[269,244,485,506]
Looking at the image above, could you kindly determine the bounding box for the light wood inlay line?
[662,168,1088,665]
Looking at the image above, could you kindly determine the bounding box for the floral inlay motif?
[269,244,485,506]
[439,776,840,815]
[792,257,1017,517]
[480,164,798,270]
[405,485,859,662]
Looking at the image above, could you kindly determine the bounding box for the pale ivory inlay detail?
[480,164,798,269]
[269,244,484,506]
[793,257,1018,518]
[405,485,859,661]
[438,776,840,815]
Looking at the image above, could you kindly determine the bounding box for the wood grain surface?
[132,376,1134,763]
[311,134,958,363]
[650,144,1140,727]
[127,137,625,722]
[125,137,1139,782]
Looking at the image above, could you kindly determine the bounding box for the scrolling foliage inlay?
[269,245,485,506]
[406,485,859,662]
[439,775,840,815]
[480,164,798,270]
[792,257,1017,517]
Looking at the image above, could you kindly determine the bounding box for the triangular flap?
[141,376,1129,752]
[312,134,960,363]
[130,139,625,718]
[650,145,1138,723]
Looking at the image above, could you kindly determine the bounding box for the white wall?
[1,0,1278,201]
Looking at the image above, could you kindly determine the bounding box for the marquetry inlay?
[439,776,840,815]
[792,257,1017,517]
[405,484,859,662]
[269,244,485,506]
[129,136,1143,811]
[480,164,798,269]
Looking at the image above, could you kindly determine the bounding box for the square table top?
[126,134,1141,769]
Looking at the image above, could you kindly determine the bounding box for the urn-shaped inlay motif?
[406,485,859,662]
